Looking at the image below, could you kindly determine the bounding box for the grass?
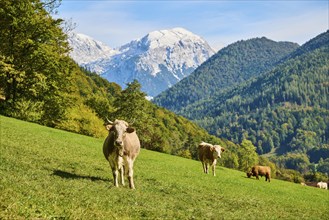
[0,115,328,219]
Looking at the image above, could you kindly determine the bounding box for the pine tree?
[112,80,155,148]
[112,80,148,122]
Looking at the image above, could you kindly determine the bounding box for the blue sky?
[57,0,328,50]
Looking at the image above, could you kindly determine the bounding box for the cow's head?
[211,145,225,158]
[105,119,135,156]
[210,145,225,158]
[247,172,252,178]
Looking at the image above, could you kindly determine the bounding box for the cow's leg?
[211,165,215,176]
[212,160,217,176]
[109,159,119,187]
[202,162,206,173]
[119,166,125,186]
[255,174,259,180]
[127,160,135,189]
[212,163,216,176]
[112,168,119,187]
[205,163,209,174]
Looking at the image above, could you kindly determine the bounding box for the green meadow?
[1,115,328,219]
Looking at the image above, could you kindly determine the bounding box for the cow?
[247,165,271,182]
[317,181,328,190]
[103,119,140,189]
[198,142,225,176]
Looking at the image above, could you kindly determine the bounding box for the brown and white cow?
[247,165,271,182]
[103,119,140,189]
[198,142,225,176]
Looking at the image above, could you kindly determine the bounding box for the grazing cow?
[198,142,225,176]
[103,119,140,189]
[317,181,328,190]
[247,165,271,182]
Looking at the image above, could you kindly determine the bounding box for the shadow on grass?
[52,170,108,182]
[244,176,270,182]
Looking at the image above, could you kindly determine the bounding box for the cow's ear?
[221,147,225,152]
[105,124,113,131]
[126,127,135,133]
[210,146,215,151]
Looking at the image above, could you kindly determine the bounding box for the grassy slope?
[0,115,328,219]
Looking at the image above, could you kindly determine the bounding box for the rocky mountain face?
[68,28,215,97]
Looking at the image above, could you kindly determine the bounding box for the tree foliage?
[0,0,70,126]
[237,139,259,171]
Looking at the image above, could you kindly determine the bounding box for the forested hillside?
[182,31,329,173]
[153,37,299,112]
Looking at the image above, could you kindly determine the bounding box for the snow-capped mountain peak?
[68,32,118,66]
[68,28,215,97]
[144,28,208,49]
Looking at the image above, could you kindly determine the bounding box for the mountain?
[68,28,215,97]
[157,31,329,159]
[153,37,299,113]
[68,32,118,73]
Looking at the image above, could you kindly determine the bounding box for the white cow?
[317,181,328,190]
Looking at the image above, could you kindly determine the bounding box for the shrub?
[8,99,44,123]
[56,104,107,138]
